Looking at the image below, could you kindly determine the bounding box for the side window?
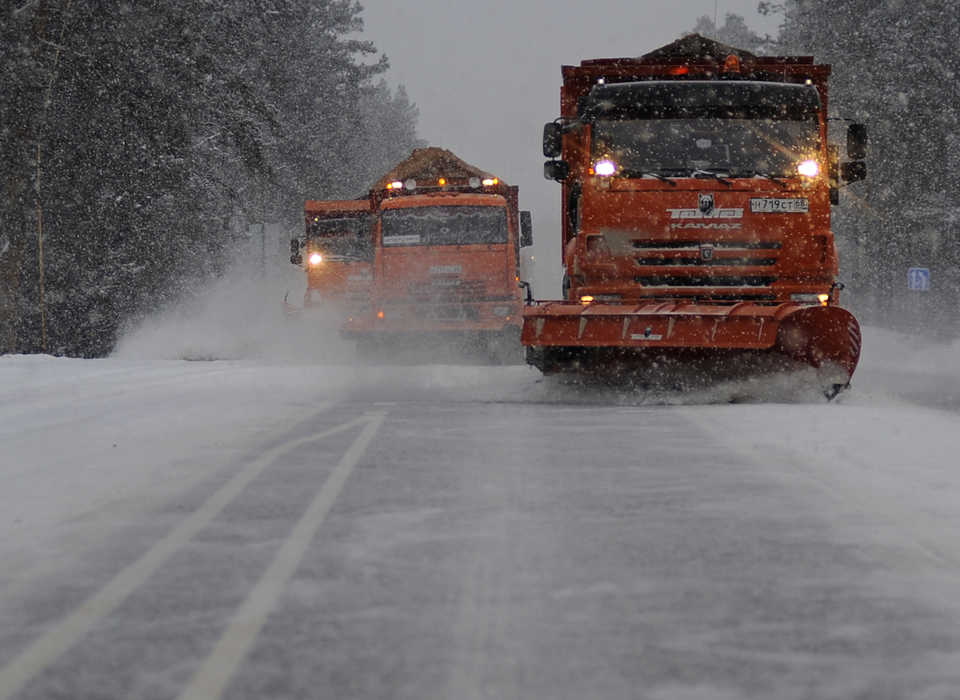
[567,184,582,233]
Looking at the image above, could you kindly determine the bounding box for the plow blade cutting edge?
[521,301,862,396]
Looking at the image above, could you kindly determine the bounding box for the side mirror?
[520,211,533,247]
[544,160,570,181]
[841,160,867,183]
[543,122,562,158]
[847,123,867,160]
[290,238,303,265]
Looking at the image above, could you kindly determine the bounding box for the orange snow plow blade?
[522,301,861,395]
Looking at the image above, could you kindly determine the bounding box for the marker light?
[469,177,481,188]
[308,252,323,265]
[404,179,417,190]
[722,54,741,75]
[580,295,594,304]
[482,178,498,186]
[818,293,830,307]
[387,181,403,190]
[593,160,617,177]
[797,160,820,178]
[438,178,446,186]
[377,310,385,319]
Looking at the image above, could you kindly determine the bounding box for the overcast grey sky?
[355,0,782,294]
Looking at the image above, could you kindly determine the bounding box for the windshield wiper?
[691,169,733,187]
[619,169,678,186]
[731,169,788,188]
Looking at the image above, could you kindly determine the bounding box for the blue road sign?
[908,267,931,291]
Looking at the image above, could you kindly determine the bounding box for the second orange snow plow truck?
[340,148,533,361]
[289,198,374,318]
[524,35,867,396]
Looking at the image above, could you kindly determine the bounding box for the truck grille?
[414,304,481,321]
[634,275,778,287]
[632,240,781,291]
[407,279,487,300]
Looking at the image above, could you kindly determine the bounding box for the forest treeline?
[699,1,960,337]
[1,1,422,356]
[789,0,960,337]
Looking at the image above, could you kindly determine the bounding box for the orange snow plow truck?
[524,35,868,397]
[314,148,533,361]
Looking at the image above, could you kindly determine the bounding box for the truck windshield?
[307,216,372,262]
[591,117,820,178]
[381,206,508,247]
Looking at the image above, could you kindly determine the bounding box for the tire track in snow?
[0,413,378,700]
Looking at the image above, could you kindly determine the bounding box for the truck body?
[524,34,867,396]
[294,148,532,361]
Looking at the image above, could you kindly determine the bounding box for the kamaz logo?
[667,208,744,219]
[430,265,462,275]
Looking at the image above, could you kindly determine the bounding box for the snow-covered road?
[2,327,960,699]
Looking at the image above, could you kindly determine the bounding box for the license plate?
[750,197,809,213]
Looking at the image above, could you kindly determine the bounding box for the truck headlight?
[797,160,820,178]
[593,160,617,177]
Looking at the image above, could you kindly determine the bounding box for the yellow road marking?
[0,414,371,700]
[178,411,386,700]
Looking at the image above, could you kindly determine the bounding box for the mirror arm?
[518,280,534,304]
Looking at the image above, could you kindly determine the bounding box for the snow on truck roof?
[639,34,757,62]
[370,147,500,192]
[576,34,816,69]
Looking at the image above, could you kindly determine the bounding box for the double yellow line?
[0,411,387,700]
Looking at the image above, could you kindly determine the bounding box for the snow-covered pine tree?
[2,0,422,356]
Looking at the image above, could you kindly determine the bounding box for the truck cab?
[556,78,841,306]
[293,199,374,317]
